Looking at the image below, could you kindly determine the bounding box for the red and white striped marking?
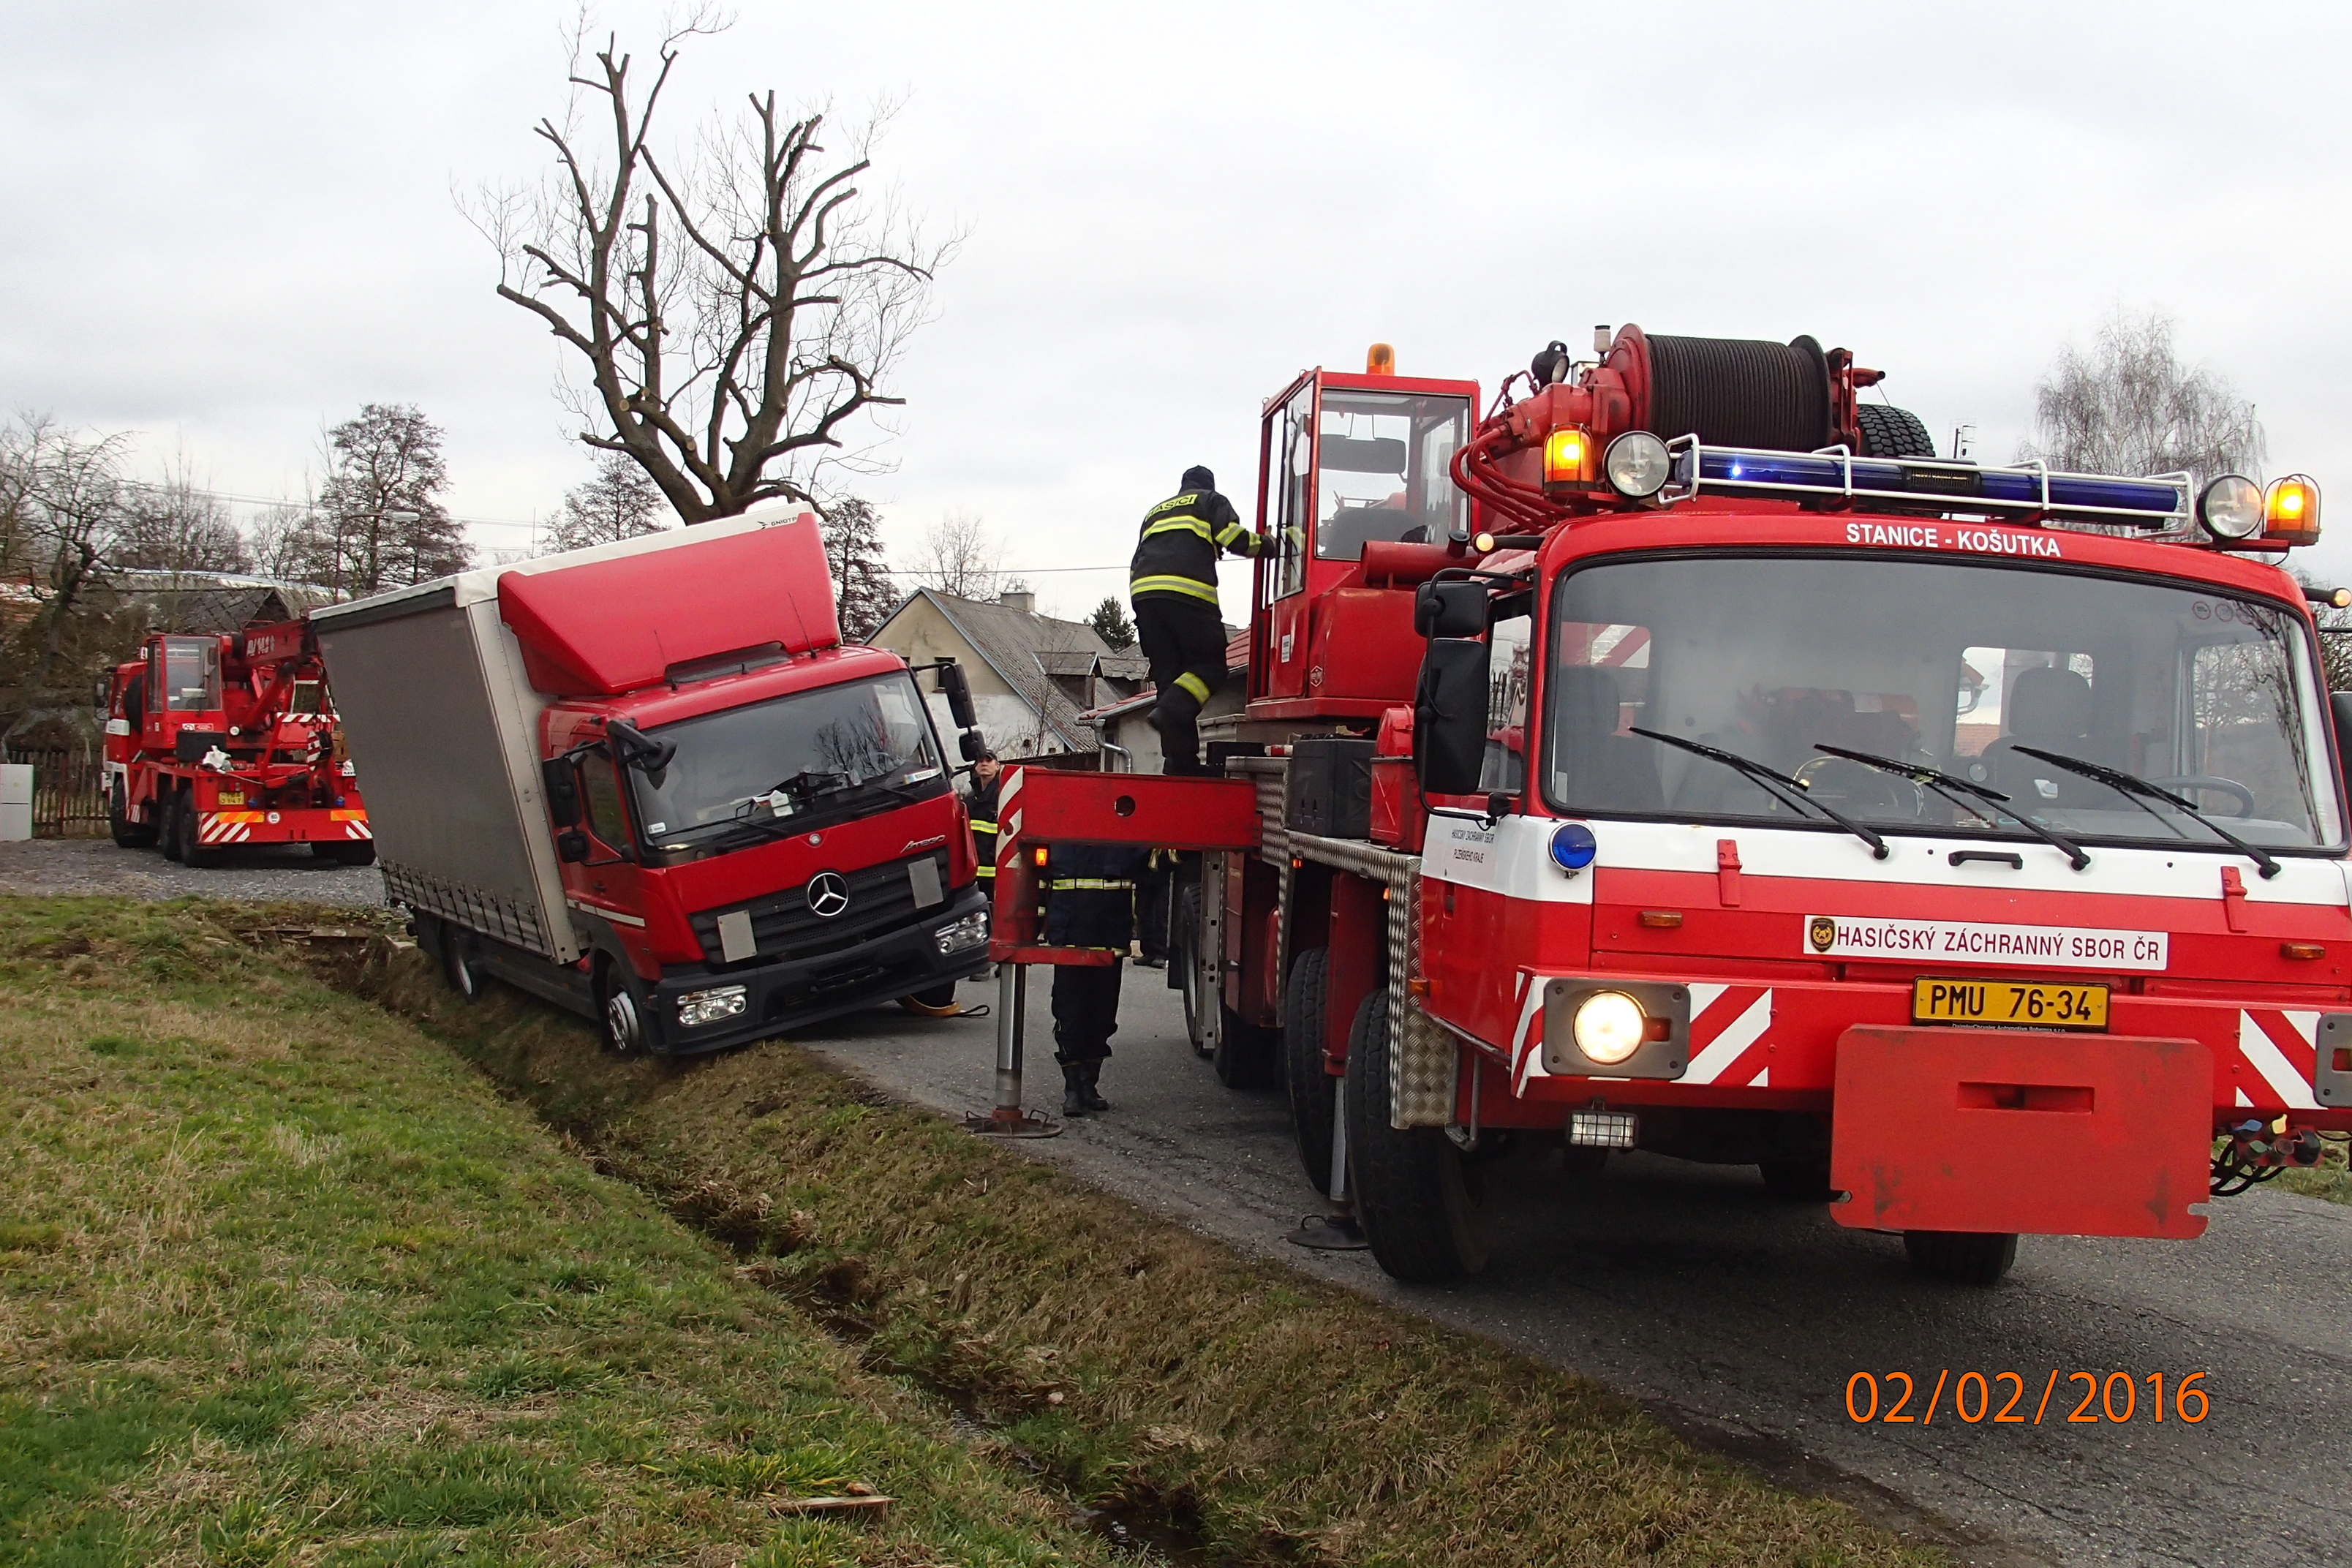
[198,811,261,844]
[331,810,372,840]
[1511,976,1778,1093]
[2236,1008,2319,1110]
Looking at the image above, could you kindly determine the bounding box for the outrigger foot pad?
[1285,1213,1369,1251]
[965,1106,1061,1139]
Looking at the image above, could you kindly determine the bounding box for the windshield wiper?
[1813,743,2089,871]
[1629,727,1888,859]
[2012,745,2280,880]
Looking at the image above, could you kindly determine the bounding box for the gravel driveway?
[0,837,385,906]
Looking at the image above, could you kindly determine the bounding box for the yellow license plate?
[216,791,246,806]
[1912,977,2109,1030]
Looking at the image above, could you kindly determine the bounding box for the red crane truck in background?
[990,326,2352,1286]
[103,617,374,867]
[313,505,995,1056]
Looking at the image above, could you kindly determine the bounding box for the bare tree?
[470,14,952,522]
[2020,309,2267,482]
[114,456,252,577]
[303,404,470,597]
[1,423,132,745]
[821,494,896,640]
[244,502,315,581]
[910,509,1000,600]
[547,447,671,552]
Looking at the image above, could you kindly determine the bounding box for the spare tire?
[1857,404,1937,459]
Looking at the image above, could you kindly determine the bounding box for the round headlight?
[2198,474,2264,540]
[1605,431,1672,498]
[1572,990,1646,1066]
[1549,821,1597,871]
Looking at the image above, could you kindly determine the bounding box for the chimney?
[997,588,1035,614]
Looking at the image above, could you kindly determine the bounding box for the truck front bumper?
[644,883,991,1055]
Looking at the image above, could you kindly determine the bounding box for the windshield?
[629,672,946,854]
[1537,554,2345,852]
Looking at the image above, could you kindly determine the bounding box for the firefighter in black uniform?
[1046,840,1149,1115]
[963,750,1002,886]
[1129,465,1262,775]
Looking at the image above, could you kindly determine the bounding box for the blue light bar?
[1670,441,2187,529]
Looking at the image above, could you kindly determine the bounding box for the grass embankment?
[0,897,1127,1567]
[314,912,1934,1566]
[2277,1139,2352,1205]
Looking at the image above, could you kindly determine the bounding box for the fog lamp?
[1572,990,1646,1066]
[1604,431,1672,498]
[676,984,748,1028]
[2198,474,2264,540]
[935,910,990,954]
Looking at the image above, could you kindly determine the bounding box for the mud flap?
[1830,1027,2211,1239]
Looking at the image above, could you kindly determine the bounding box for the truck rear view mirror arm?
[605,719,677,791]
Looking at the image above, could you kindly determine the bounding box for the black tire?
[1903,1229,2018,1286]
[159,791,186,862]
[442,929,484,1003]
[1856,403,1937,459]
[176,792,220,868]
[1760,1157,1835,1201]
[109,779,156,849]
[1283,947,1335,1188]
[1175,883,1211,1058]
[312,840,377,867]
[596,962,647,1055]
[1344,992,1490,1281]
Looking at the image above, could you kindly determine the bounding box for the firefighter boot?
[1079,1059,1110,1113]
[1060,1060,1088,1117]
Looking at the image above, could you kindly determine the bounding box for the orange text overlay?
[1844,1371,2209,1425]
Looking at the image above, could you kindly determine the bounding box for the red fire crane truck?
[102,617,372,867]
[984,326,2351,1287]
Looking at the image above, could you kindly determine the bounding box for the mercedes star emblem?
[805,871,851,919]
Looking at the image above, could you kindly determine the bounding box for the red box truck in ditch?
[313,503,993,1055]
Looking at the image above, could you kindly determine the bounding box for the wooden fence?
[4,747,108,837]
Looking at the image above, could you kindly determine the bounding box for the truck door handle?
[1949,850,2024,869]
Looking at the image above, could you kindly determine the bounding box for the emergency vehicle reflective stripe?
[1049,878,1134,892]
[971,816,998,878]
[2239,1008,2320,1109]
[1213,520,1255,550]
[1128,573,1221,603]
[1174,671,1212,702]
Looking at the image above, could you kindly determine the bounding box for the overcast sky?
[7,1,2352,617]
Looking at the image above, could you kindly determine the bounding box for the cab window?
[1313,391,1471,561]
[162,637,221,712]
[1272,386,1313,600]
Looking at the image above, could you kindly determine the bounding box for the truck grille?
[690,849,951,967]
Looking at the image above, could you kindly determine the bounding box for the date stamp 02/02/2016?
[1845,1371,2210,1426]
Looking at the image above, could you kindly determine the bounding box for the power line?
[121,477,546,531]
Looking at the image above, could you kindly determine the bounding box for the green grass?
[2275,1133,2352,1204]
[317,911,1945,1566]
[0,897,1120,1567]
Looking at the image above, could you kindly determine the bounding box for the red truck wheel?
[1344,991,1490,1282]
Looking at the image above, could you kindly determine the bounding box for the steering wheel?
[1793,755,1918,818]
[2146,775,2258,818]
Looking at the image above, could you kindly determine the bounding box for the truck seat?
[1981,666,2101,807]
[1553,666,1662,811]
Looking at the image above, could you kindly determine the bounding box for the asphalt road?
[0,837,385,906]
[799,968,2352,1568]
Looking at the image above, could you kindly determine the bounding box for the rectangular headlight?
[934,910,990,954]
[676,984,748,1028]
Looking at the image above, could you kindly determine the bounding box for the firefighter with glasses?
[1128,465,1261,775]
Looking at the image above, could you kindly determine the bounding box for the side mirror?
[960,728,987,764]
[557,828,591,863]
[1414,638,1490,796]
[541,757,582,827]
[1415,579,1488,638]
[938,659,979,731]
